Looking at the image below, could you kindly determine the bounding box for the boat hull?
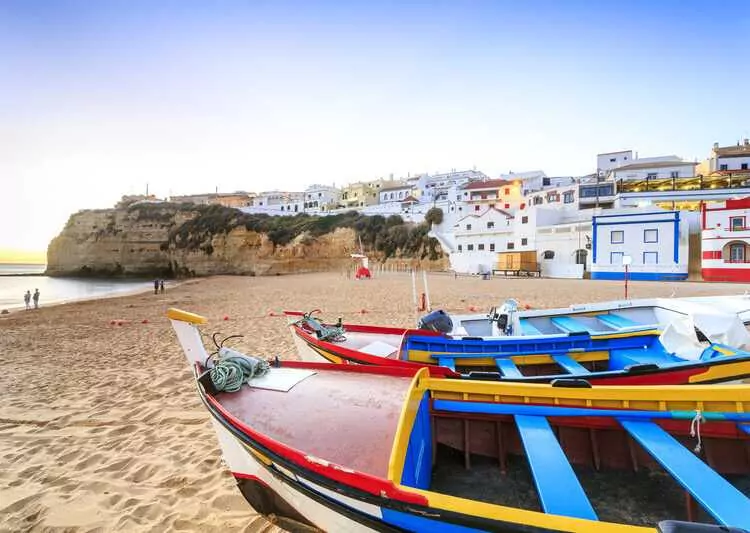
[288,321,750,385]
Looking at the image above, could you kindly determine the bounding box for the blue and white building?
[591,210,689,281]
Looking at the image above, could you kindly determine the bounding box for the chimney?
[713,142,719,150]
[744,138,749,146]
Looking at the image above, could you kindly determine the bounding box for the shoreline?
[0,279,195,316]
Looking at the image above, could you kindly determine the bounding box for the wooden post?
[411,269,418,312]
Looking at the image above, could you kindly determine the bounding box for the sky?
[1,0,749,258]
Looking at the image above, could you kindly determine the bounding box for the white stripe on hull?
[289,325,330,363]
[210,419,379,532]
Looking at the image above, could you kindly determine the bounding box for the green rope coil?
[209,349,270,393]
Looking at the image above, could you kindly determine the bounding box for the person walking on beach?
[154,279,159,295]
[32,289,40,309]
[24,290,31,310]
[159,279,165,294]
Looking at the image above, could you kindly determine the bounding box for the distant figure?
[159,279,165,294]
[154,279,159,295]
[32,289,40,309]
[24,290,31,310]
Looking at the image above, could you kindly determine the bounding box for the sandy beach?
[1,272,748,532]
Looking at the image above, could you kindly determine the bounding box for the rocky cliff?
[46,203,446,277]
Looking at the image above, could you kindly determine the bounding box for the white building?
[701,197,750,282]
[252,191,305,213]
[451,207,514,274]
[610,156,697,184]
[422,169,487,202]
[525,183,579,210]
[378,183,413,204]
[597,150,634,173]
[706,139,750,173]
[498,170,548,194]
[304,184,341,212]
[591,210,689,281]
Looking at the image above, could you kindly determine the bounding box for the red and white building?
[701,198,750,282]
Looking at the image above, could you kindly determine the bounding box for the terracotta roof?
[462,179,514,190]
[454,206,514,224]
[400,195,419,203]
[612,160,697,172]
[715,144,750,157]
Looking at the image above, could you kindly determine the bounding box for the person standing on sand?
[24,290,31,310]
[160,279,165,294]
[154,279,159,295]
[32,289,40,309]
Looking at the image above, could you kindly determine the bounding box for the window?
[670,171,679,179]
[720,164,728,171]
[611,230,624,244]
[643,252,658,265]
[467,244,474,251]
[644,229,658,243]
[611,251,624,265]
[478,244,485,251]
[610,158,616,163]
[487,221,495,229]
[547,192,559,203]
[474,205,481,212]
[456,195,461,201]
[731,217,745,230]
[521,238,528,246]
[457,245,462,252]
[543,250,555,259]
[563,191,575,204]
[489,243,495,252]
[522,216,529,224]
[504,203,510,209]
[466,224,472,230]
[504,188,510,195]
[533,196,543,205]
[507,242,515,250]
[742,163,749,170]
[730,243,745,263]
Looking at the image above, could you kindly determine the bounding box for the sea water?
[0,264,153,310]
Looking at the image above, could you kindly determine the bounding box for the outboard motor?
[490,298,519,336]
[417,309,453,334]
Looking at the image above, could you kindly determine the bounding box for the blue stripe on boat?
[494,358,523,378]
[519,319,542,336]
[619,419,750,529]
[739,423,750,435]
[381,508,482,532]
[552,354,591,375]
[431,400,750,422]
[515,415,598,520]
[550,316,594,334]
[596,313,640,329]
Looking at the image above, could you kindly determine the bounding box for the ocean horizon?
[0,263,153,310]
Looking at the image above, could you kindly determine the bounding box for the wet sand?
[0,272,747,531]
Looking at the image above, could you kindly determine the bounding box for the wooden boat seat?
[597,313,640,329]
[550,316,595,334]
[619,419,750,529]
[494,357,523,378]
[552,354,590,375]
[519,319,542,336]
[515,415,598,520]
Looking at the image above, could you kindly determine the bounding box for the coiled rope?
[206,333,270,393]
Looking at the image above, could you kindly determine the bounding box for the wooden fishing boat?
[284,295,750,385]
[169,307,750,532]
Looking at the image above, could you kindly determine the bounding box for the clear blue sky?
[1,0,748,253]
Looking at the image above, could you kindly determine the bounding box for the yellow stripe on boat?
[591,329,661,339]
[688,360,750,384]
[311,346,345,364]
[166,308,208,325]
[387,368,429,484]
[400,486,654,532]
[423,377,750,413]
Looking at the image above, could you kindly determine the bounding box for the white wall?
[716,156,750,171]
[597,151,633,173]
[592,211,688,278]
[612,163,696,181]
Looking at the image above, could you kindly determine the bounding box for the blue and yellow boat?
[170,308,750,532]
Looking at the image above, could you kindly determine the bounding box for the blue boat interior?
[404,323,743,378]
[398,394,750,529]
